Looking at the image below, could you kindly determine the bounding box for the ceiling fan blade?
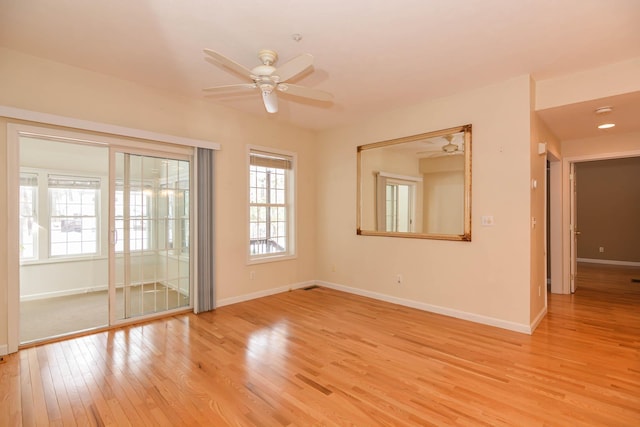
[262,91,278,113]
[203,49,253,78]
[274,53,314,82]
[277,83,333,101]
[203,83,256,94]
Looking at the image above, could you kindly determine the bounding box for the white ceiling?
[1,0,639,137]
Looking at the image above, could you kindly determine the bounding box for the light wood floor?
[1,263,639,426]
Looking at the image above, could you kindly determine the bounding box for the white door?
[570,163,579,293]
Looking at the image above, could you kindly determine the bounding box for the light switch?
[481,215,494,226]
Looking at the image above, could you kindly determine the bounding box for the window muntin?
[19,173,38,260]
[114,186,151,253]
[48,175,100,257]
[249,149,294,260]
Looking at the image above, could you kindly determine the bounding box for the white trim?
[577,258,640,267]
[530,306,547,333]
[247,254,298,265]
[316,280,533,335]
[216,280,313,307]
[0,105,220,150]
[377,171,423,182]
[20,285,109,302]
[0,344,8,356]
[7,126,19,353]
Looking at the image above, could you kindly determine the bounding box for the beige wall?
[576,157,640,263]
[316,75,535,329]
[0,48,318,350]
[536,57,640,110]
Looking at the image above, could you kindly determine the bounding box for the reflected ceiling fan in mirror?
[441,134,462,154]
[416,133,465,158]
[202,48,333,113]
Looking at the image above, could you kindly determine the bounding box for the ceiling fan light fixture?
[442,143,458,153]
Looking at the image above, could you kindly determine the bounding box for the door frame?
[560,149,640,294]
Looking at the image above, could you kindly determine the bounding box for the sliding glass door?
[110,150,191,323]
[11,124,196,347]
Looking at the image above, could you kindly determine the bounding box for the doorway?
[554,150,640,294]
[15,126,192,344]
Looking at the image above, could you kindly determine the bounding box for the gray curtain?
[196,147,215,313]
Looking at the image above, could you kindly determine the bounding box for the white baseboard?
[216,280,315,308]
[0,344,8,356]
[530,305,547,333]
[316,280,533,335]
[20,285,109,301]
[578,258,640,267]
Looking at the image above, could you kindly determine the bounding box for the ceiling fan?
[441,134,461,154]
[203,48,333,113]
[416,134,464,158]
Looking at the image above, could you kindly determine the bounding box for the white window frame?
[19,168,105,263]
[19,172,39,261]
[247,145,296,264]
[48,174,101,258]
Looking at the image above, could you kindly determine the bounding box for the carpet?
[20,283,189,343]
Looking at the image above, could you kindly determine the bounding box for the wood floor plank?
[3,262,640,426]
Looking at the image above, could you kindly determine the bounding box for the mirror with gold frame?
[357,124,471,241]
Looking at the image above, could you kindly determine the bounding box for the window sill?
[247,253,297,265]
[20,255,108,266]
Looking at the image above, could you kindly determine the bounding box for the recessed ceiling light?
[595,106,613,115]
[597,123,615,129]
[594,106,615,129]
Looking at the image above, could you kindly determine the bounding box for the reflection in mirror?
[357,125,471,241]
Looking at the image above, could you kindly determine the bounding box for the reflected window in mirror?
[357,124,471,241]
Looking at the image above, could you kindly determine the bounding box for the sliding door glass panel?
[113,152,190,321]
[19,137,108,343]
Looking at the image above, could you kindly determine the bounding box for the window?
[249,148,295,260]
[385,181,414,232]
[163,180,190,255]
[375,172,420,233]
[19,173,38,260]
[114,186,151,252]
[48,175,100,257]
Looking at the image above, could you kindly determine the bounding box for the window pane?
[19,174,38,261]
[48,180,100,257]
[249,150,293,258]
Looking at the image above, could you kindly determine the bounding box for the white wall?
[316,75,534,330]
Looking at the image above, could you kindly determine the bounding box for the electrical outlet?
[396,274,403,285]
[249,271,255,280]
[599,247,605,253]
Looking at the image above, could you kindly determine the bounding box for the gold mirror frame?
[357,124,472,241]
